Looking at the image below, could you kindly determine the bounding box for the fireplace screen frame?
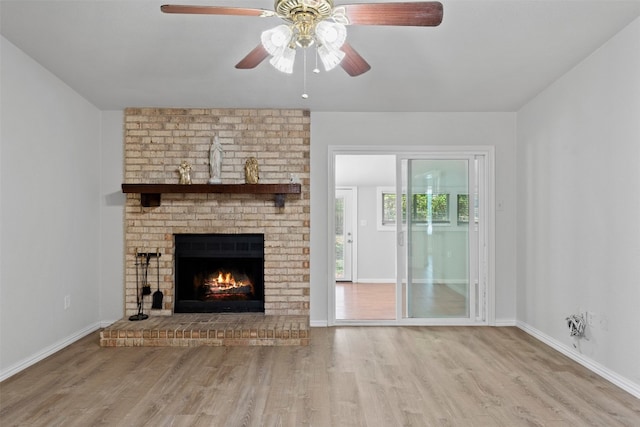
[174,233,265,313]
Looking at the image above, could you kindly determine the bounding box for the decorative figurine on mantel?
[208,135,223,184]
[178,160,192,184]
[245,157,259,184]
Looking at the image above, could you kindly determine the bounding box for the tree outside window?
[457,194,469,223]
[382,192,449,225]
[457,194,479,224]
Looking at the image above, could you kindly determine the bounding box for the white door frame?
[328,145,495,326]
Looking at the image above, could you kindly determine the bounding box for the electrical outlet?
[64,295,71,310]
[587,312,595,326]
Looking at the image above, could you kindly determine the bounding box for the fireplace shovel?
[151,249,163,309]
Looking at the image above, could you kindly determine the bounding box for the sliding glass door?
[397,155,484,322]
[330,148,490,325]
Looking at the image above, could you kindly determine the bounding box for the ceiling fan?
[161,1,443,77]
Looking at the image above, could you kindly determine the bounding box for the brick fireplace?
[111,108,310,345]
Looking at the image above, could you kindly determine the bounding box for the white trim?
[351,278,396,284]
[310,320,329,327]
[334,318,488,326]
[100,319,120,328]
[517,321,640,399]
[0,322,102,382]
[494,318,518,327]
[327,148,337,325]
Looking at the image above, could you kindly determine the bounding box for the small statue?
[245,157,259,184]
[208,135,223,184]
[178,160,192,184]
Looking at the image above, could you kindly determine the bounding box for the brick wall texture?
[123,108,310,318]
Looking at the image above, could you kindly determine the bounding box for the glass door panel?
[335,188,353,281]
[401,158,474,319]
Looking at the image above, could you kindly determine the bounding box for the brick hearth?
[100,314,309,347]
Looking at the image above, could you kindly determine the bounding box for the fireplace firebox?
[174,234,264,313]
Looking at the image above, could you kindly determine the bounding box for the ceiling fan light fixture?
[317,43,345,71]
[261,24,293,56]
[315,20,346,49]
[330,6,349,25]
[164,1,445,78]
[269,45,296,73]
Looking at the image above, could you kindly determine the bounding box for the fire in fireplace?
[174,234,264,313]
[201,270,254,299]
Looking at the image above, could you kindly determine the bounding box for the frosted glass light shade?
[315,21,347,49]
[269,45,296,74]
[261,25,293,55]
[317,43,345,71]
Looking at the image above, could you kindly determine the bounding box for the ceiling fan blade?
[235,44,270,69]
[340,43,371,77]
[160,4,274,17]
[341,2,443,27]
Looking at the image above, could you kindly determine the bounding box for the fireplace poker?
[129,250,149,321]
[151,249,163,310]
[141,253,152,296]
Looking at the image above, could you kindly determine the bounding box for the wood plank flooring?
[336,282,467,320]
[1,327,638,426]
[336,282,396,320]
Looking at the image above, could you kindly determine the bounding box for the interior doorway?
[334,155,396,320]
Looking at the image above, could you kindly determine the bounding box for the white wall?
[356,186,395,281]
[1,36,102,378]
[310,113,517,324]
[516,17,640,394]
[99,111,125,323]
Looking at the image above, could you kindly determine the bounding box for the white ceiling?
[2,0,639,112]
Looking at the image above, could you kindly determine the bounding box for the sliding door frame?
[328,145,495,326]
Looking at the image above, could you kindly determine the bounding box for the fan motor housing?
[275,0,334,22]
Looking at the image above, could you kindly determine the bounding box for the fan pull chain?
[302,49,309,99]
[313,46,320,74]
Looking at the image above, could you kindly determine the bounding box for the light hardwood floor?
[1,327,638,426]
[336,282,467,320]
[336,282,396,320]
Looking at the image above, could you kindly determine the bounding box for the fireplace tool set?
[129,249,161,321]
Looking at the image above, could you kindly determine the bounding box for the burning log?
[199,270,254,299]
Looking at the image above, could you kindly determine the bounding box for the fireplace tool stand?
[129,250,158,321]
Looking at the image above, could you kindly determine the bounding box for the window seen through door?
[381,192,450,225]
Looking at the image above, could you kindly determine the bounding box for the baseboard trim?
[494,318,517,327]
[310,320,328,327]
[516,320,640,399]
[0,322,102,382]
[99,319,120,328]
